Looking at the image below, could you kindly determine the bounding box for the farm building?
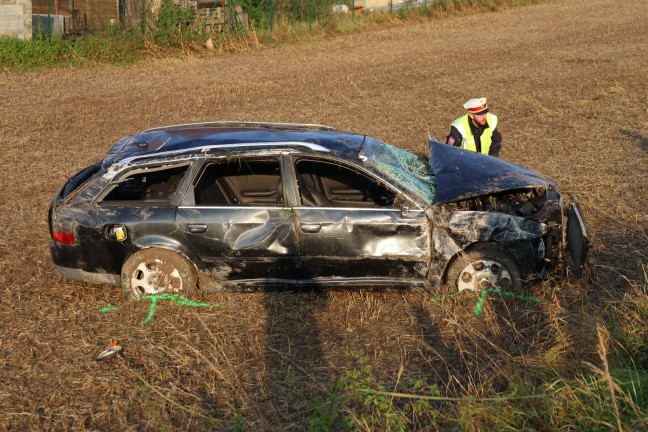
[30,0,149,33]
[28,0,245,35]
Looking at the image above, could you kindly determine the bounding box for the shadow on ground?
[620,129,648,153]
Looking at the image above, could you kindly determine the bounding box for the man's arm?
[446,126,463,147]
[489,128,502,157]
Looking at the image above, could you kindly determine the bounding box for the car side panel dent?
[227,212,294,253]
[176,207,297,281]
[297,208,428,257]
[177,207,295,253]
[295,207,429,280]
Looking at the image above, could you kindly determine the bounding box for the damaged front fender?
[430,210,548,285]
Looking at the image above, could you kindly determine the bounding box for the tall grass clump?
[0,35,65,70]
[328,345,647,430]
[150,0,196,48]
[316,265,648,430]
[0,28,146,70]
[315,351,443,431]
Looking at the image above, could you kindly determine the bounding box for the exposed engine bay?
[439,188,556,219]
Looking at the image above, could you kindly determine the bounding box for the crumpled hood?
[429,140,550,204]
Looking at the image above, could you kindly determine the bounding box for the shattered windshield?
[360,137,436,206]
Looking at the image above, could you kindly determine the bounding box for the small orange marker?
[96,339,124,362]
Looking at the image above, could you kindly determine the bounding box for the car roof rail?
[115,141,332,167]
[143,121,337,133]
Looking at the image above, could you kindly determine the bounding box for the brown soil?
[1,0,646,429]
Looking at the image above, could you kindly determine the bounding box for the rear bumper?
[55,265,121,287]
[566,201,589,277]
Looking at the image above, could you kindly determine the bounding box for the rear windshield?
[60,162,102,200]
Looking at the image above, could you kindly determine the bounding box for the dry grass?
[1,0,647,429]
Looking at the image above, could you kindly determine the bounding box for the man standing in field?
[446,97,502,157]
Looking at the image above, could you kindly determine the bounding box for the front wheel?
[444,244,522,293]
[121,248,197,300]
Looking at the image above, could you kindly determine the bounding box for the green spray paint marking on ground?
[476,288,540,316]
[431,288,540,317]
[139,294,219,324]
[430,291,466,303]
[100,294,219,324]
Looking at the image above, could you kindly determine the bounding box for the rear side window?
[194,159,282,206]
[102,166,189,203]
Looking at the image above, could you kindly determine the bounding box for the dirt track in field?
[1,0,647,429]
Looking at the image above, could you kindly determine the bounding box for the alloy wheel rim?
[456,259,512,292]
[130,258,183,296]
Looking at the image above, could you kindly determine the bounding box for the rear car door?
[176,157,298,283]
[291,158,430,286]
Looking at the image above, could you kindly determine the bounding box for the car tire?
[121,248,197,300]
[444,244,522,293]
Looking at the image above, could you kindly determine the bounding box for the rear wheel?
[444,244,521,293]
[121,248,197,300]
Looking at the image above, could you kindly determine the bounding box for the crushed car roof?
[102,122,367,168]
[429,140,551,204]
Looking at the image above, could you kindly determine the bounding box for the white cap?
[463,97,489,114]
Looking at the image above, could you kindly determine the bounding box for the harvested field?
[1,0,647,429]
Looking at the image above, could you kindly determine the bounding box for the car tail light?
[53,231,75,244]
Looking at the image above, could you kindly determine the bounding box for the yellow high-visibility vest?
[450,113,498,154]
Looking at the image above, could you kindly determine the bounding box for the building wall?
[82,0,118,29]
[32,0,119,32]
[32,0,70,15]
[0,0,31,39]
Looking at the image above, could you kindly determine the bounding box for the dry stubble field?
[0,0,647,429]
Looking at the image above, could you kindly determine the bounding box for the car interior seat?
[297,172,330,206]
[196,171,231,205]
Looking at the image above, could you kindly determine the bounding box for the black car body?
[49,122,588,299]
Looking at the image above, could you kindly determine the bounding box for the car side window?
[194,159,283,206]
[102,165,189,203]
[296,160,397,208]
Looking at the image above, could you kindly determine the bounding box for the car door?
[176,156,298,283]
[291,157,430,286]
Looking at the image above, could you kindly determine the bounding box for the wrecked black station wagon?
[49,122,588,299]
